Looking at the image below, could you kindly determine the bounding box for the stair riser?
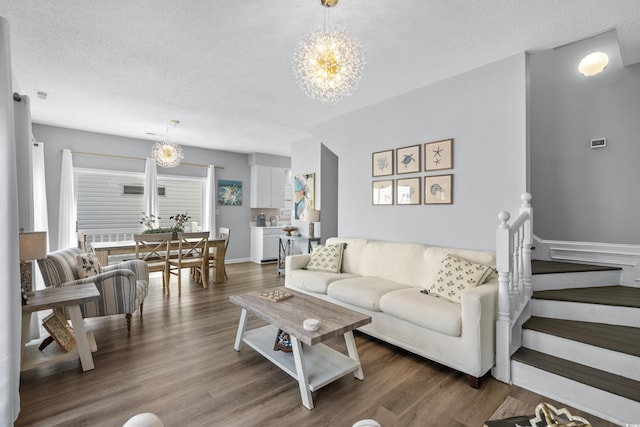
[511,361,640,426]
[532,270,621,291]
[532,299,640,328]
[522,330,640,381]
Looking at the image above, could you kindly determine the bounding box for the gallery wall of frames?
[372,138,453,206]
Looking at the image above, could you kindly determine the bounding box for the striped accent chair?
[37,247,149,333]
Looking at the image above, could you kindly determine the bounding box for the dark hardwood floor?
[17,263,617,427]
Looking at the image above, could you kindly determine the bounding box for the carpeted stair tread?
[523,316,640,357]
[533,285,640,308]
[513,347,640,403]
[531,260,621,275]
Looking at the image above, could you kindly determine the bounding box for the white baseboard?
[226,257,251,264]
[533,236,640,286]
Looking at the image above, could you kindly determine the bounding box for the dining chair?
[208,227,230,280]
[77,232,88,252]
[167,231,210,294]
[134,232,173,294]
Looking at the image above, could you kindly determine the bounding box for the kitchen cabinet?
[250,165,287,208]
[250,226,282,263]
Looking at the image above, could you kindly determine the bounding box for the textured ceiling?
[1,1,640,157]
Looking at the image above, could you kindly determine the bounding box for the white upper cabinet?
[251,165,287,208]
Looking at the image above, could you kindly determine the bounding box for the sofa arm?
[285,254,311,275]
[63,268,140,316]
[103,259,150,284]
[460,280,499,375]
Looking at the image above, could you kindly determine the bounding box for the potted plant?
[141,212,191,237]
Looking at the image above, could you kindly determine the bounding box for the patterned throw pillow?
[76,252,102,279]
[427,254,494,303]
[306,244,345,273]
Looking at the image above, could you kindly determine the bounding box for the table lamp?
[304,210,320,238]
[19,231,47,295]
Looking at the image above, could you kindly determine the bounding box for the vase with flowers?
[141,211,191,237]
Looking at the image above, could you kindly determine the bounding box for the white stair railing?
[493,193,533,383]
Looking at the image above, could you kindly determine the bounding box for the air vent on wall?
[123,185,166,196]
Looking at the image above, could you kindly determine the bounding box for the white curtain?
[32,142,49,278]
[204,165,216,234]
[143,158,159,229]
[0,16,22,425]
[58,149,76,250]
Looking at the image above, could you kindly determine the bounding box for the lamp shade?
[19,231,47,261]
[304,210,320,222]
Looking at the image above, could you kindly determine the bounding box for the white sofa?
[284,237,498,388]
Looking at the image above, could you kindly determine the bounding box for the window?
[75,168,204,242]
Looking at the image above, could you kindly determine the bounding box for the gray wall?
[32,124,252,260]
[320,144,338,243]
[530,30,640,244]
[304,53,528,251]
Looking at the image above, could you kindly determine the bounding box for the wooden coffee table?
[230,286,372,410]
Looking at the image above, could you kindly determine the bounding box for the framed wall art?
[294,172,315,219]
[424,174,453,204]
[396,145,421,174]
[424,138,453,171]
[217,180,243,206]
[396,177,421,205]
[372,150,393,177]
[372,180,394,205]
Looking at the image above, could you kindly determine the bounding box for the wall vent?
[123,185,166,196]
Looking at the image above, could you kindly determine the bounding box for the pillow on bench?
[306,244,345,273]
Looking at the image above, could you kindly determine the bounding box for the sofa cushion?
[427,254,494,303]
[306,244,345,273]
[287,269,358,294]
[361,241,428,288]
[327,277,410,312]
[325,238,369,275]
[76,252,102,279]
[379,288,462,337]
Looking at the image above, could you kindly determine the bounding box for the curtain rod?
[59,150,223,169]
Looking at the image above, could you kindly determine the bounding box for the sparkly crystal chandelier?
[152,120,183,168]
[293,0,365,103]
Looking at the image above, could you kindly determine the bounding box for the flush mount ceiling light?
[152,120,183,168]
[578,52,609,76]
[293,0,365,103]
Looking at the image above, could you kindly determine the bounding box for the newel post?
[494,210,512,383]
[520,193,533,297]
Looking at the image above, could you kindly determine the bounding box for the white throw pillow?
[306,244,345,273]
[427,253,494,303]
[76,252,102,279]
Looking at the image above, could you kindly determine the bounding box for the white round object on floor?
[352,420,381,427]
[123,412,165,427]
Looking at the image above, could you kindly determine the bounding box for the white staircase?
[510,264,640,425]
[492,194,640,425]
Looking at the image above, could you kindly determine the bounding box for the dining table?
[92,237,227,283]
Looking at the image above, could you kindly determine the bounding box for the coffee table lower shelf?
[243,325,361,392]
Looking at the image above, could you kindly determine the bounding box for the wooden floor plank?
[16,262,617,427]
